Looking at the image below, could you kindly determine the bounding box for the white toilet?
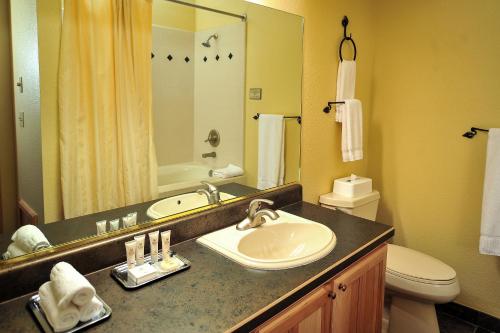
[320,180,460,333]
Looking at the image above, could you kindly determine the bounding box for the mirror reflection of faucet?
[202,152,216,158]
[196,181,221,204]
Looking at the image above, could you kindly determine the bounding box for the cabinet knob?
[328,292,337,300]
[338,283,347,292]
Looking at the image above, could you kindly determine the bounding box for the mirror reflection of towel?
[257,114,285,190]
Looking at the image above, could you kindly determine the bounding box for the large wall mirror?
[0,0,303,262]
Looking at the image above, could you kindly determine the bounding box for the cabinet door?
[331,245,387,333]
[257,285,332,333]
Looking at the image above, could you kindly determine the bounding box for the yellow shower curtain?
[59,0,157,219]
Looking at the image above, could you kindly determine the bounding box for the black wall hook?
[339,16,357,61]
[323,101,346,113]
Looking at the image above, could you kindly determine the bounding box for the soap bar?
[128,263,158,284]
[156,257,184,273]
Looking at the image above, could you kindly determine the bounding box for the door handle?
[328,291,337,300]
[338,283,347,292]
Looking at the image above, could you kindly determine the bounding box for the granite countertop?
[0,202,394,333]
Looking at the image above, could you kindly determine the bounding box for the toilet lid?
[387,244,456,283]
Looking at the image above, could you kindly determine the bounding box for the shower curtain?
[59,0,158,219]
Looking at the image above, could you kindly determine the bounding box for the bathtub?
[157,163,246,197]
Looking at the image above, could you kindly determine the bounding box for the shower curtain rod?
[165,0,247,21]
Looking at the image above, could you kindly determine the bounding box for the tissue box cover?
[333,175,372,197]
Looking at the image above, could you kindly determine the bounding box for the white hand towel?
[335,60,356,123]
[213,164,244,179]
[480,129,500,256]
[50,262,96,307]
[39,282,80,332]
[341,99,363,162]
[11,225,50,253]
[2,242,27,260]
[78,296,104,322]
[257,114,285,190]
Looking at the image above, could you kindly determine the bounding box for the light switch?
[249,88,262,100]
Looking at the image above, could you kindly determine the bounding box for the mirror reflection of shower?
[202,33,218,48]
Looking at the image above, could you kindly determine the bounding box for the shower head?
[202,33,218,48]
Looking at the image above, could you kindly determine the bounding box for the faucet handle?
[248,199,274,217]
[201,181,217,193]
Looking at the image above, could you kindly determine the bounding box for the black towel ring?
[339,16,357,61]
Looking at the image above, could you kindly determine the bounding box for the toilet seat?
[385,244,460,303]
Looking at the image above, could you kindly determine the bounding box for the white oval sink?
[147,192,235,219]
[197,210,337,270]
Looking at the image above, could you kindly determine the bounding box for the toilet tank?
[319,190,380,221]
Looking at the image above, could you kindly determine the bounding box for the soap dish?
[28,294,112,333]
[111,251,190,289]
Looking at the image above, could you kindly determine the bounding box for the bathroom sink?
[197,210,337,270]
[147,192,235,219]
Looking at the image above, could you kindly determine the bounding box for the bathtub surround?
[193,23,246,170]
[58,0,158,219]
[152,21,245,190]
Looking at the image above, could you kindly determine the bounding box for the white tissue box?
[128,264,158,284]
[333,175,372,197]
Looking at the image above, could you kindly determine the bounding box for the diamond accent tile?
[167,54,173,61]
[203,56,208,62]
[228,53,233,59]
[151,52,155,59]
[185,56,190,63]
[215,54,220,61]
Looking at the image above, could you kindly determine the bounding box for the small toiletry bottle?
[128,212,137,226]
[134,235,145,265]
[149,231,159,263]
[109,219,120,232]
[125,240,137,269]
[161,230,171,261]
[96,220,107,235]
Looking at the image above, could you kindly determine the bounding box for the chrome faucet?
[236,199,280,231]
[202,152,216,158]
[196,181,221,204]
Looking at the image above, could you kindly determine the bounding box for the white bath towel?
[2,242,27,260]
[213,164,244,179]
[39,282,80,332]
[257,114,285,190]
[11,225,50,253]
[335,60,356,122]
[480,129,500,256]
[78,296,103,322]
[50,262,96,307]
[341,99,363,162]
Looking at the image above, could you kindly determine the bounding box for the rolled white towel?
[50,262,96,307]
[2,242,27,260]
[39,282,80,332]
[213,164,244,179]
[78,296,103,322]
[11,225,50,253]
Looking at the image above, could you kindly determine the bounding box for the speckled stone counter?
[0,202,394,333]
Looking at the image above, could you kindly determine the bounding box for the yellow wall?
[368,0,500,317]
[0,0,18,233]
[152,0,195,30]
[249,0,377,201]
[38,0,63,223]
[257,0,500,318]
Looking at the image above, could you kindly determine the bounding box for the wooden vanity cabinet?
[255,244,387,333]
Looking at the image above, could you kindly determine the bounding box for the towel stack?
[39,262,103,332]
[2,225,51,259]
[335,60,363,162]
[213,164,244,179]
